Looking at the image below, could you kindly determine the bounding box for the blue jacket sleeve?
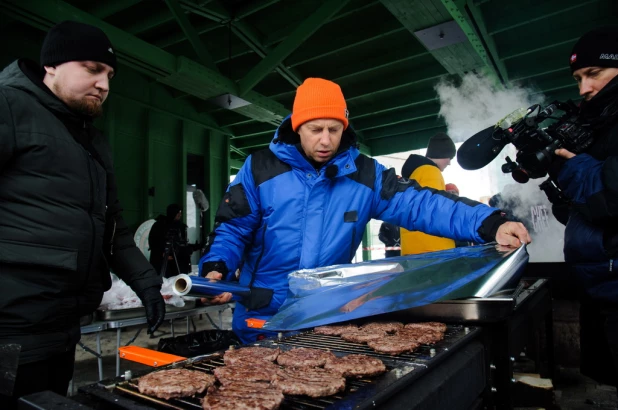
[198,156,261,276]
[558,153,618,222]
[372,164,502,243]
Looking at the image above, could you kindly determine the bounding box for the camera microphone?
[193,189,209,212]
[325,164,339,179]
[457,125,507,170]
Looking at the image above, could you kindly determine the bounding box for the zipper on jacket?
[84,149,97,286]
[249,223,268,289]
[349,227,357,261]
[610,259,614,272]
[109,217,117,255]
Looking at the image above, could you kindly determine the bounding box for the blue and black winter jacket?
[200,116,502,342]
[558,76,618,304]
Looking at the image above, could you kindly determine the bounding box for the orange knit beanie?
[291,78,349,131]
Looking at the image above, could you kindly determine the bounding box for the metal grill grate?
[103,325,477,409]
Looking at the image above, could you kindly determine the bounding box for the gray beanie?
[426,132,456,159]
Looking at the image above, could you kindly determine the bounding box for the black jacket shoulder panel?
[401,154,437,178]
[381,169,420,200]
[251,149,292,187]
[346,154,375,190]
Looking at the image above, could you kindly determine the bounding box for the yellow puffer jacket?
[400,155,455,255]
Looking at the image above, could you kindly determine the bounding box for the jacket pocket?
[0,239,78,271]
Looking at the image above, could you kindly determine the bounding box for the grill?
[75,324,484,410]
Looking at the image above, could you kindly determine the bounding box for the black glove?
[138,286,166,335]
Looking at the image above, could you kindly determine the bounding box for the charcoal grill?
[69,324,485,410]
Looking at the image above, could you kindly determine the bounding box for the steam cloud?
[436,73,564,262]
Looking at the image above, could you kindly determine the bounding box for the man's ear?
[43,65,56,76]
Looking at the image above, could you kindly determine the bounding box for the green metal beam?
[126,9,174,35]
[353,90,439,119]
[232,122,276,139]
[2,0,289,130]
[441,0,504,83]
[232,135,273,149]
[230,159,244,170]
[353,102,441,131]
[363,117,444,140]
[235,0,280,19]
[368,126,447,156]
[238,0,351,96]
[164,0,218,71]
[229,145,249,158]
[464,0,509,82]
[231,20,302,88]
[89,0,142,19]
[486,0,600,36]
[155,20,220,49]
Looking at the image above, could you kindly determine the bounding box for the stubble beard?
[53,83,104,118]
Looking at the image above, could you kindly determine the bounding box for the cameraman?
[552,27,618,391]
[149,204,192,277]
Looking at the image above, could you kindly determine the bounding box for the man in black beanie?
[548,26,618,394]
[400,132,458,255]
[0,21,165,407]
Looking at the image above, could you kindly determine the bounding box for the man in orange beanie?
[199,77,531,343]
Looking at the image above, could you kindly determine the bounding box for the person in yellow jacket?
[400,132,457,255]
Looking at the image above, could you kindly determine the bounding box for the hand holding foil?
[495,221,531,247]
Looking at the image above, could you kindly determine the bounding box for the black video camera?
[457,100,595,183]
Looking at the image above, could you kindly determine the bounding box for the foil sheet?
[263,244,528,331]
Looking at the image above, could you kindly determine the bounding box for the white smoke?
[435,73,542,143]
[436,73,564,262]
[494,183,565,263]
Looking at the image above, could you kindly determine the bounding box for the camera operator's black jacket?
[149,215,191,277]
[0,60,162,364]
[556,75,618,304]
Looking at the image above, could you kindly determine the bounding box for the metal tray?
[96,299,197,321]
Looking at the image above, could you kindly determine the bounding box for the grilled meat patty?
[223,347,280,366]
[137,368,215,400]
[202,381,284,410]
[397,327,444,344]
[276,347,336,367]
[340,329,385,343]
[367,336,421,356]
[404,322,447,332]
[324,354,387,377]
[272,366,346,397]
[214,361,280,385]
[360,321,404,333]
[314,324,358,336]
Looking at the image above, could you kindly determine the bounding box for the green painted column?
[181,121,188,224]
[204,130,230,232]
[362,224,372,262]
[145,111,155,220]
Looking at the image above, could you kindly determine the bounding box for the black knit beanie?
[425,132,456,159]
[40,21,117,71]
[570,26,618,74]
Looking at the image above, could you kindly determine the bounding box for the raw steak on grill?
[324,354,387,377]
[360,321,404,333]
[314,323,358,336]
[367,335,420,356]
[340,329,385,343]
[397,327,444,344]
[223,347,280,366]
[137,368,215,400]
[404,322,447,332]
[214,361,279,385]
[202,381,284,410]
[272,366,346,397]
[276,347,336,367]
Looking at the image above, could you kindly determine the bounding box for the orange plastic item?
[245,318,266,328]
[118,346,186,367]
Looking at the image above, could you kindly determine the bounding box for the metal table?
[79,303,233,381]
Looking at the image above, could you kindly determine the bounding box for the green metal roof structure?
[1,0,616,164]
